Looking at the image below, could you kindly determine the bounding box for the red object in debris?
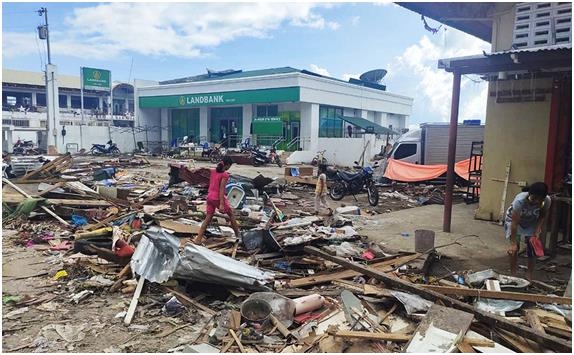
[293,311,324,324]
[130,218,142,229]
[361,250,376,260]
[114,239,135,258]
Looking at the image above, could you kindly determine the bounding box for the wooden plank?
[2,178,70,226]
[288,253,421,288]
[326,329,411,342]
[158,219,200,234]
[303,246,572,353]
[524,309,546,334]
[37,182,65,196]
[456,342,477,353]
[124,276,145,326]
[229,329,246,353]
[463,337,495,347]
[1,194,111,206]
[162,287,216,316]
[405,303,474,353]
[421,285,572,305]
[496,329,538,353]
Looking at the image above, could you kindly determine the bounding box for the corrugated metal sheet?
[131,227,274,291]
[489,44,572,56]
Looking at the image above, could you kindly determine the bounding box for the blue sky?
[2,1,491,127]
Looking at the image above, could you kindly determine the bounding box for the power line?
[2,10,39,15]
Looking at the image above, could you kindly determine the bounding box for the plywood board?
[405,303,474,353]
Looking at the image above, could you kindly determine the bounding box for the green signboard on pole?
[82,67,111,91]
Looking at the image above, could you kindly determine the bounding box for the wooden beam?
[1,194,111,206]
[496,329,538,353]
[124,276,145,326]
[229,329,246,353]
[162,286,216,316]
[456,342,477,353]
[421,285,572,305]
[303,246,572,353]
[525,309,546,334]
[326,329,411,342]
[288,253,421,288]
[2,178,70,226]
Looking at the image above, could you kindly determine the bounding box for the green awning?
[338,115,399,135]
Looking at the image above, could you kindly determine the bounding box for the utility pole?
[37,7,60,152]
[38,8,51,64]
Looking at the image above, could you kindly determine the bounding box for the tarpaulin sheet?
[384,158,477,182]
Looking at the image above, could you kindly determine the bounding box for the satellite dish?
[360,69,387,84]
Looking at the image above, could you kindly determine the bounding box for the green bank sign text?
[139,87,300,108]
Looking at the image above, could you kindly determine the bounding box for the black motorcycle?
[90,140,121,156]
[329,161,379,206]
[13,140,40,155]
[250,146,282,167]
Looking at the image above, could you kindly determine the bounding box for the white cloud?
[3,3,339,60]
[386,28,490,123]
[309,64,330,76]
[341,73,360,81]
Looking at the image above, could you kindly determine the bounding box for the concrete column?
[199,106,208,142]
[300,102,319,151]
[31,92,37,107]
[361,109,369,119]
[242,105,252,142]
[5,130,14,152]
[67,94,72,109]
[161,108,169,143]
[99,97,103,110]
[45,64,61,152]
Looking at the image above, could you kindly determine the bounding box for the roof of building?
[438,44,572,74]
[159,66,388,91]
[2,68,80,89]
[339,115,399,135]
[396,2,515,42]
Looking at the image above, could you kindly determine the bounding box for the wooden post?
[443,70,461,233]
[303,246,572,353]
[3,178,70,226]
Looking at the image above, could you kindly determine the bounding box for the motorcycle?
[13,139,40,155]
[209,144,227,163]
[249,146,282,167]
[90,140,121,156]
[329,161,379,206]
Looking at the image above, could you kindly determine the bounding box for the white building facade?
[136,67,413,165]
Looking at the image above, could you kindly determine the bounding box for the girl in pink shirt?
[193,156,240,244]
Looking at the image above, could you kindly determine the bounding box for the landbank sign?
[82,67,111,91]
[139,87,300,108]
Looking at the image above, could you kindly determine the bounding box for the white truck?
[381,122,484,173]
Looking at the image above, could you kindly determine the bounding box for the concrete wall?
[492,4,517,51]
[475,77,552,221]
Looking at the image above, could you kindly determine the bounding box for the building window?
[256,104,278,117]
[319,105,344,137]
[59,94,67,108]
[36,93,46,107]
[71,95,82,109]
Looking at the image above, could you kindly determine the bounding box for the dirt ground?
[1,156,571,353]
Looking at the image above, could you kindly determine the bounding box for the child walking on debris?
[314,164,330,214]
[193,156,240,245]
[505,181,551,281]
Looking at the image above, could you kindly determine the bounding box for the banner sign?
[139,87,300,108]
[82,67,111,91]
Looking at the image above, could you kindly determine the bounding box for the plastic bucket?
[414,229,435,253]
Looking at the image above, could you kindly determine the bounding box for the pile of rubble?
[2,155,572,353]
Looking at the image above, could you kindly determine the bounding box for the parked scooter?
[13,139,40,155]
[249,146,282,167]
[329,161,379,206]
[90,140,121,156]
